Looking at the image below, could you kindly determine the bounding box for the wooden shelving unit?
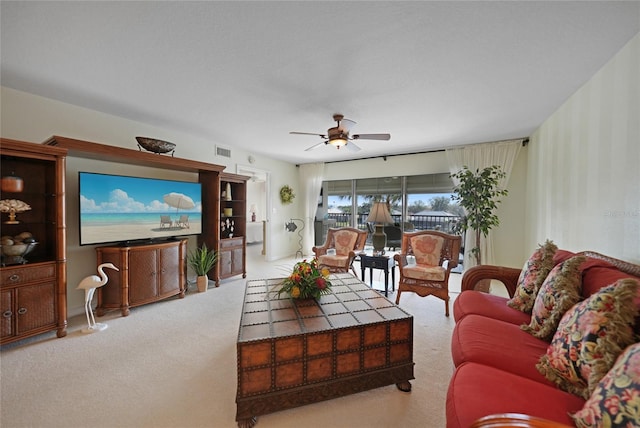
[215,172,248,285]
[1,138,68,344]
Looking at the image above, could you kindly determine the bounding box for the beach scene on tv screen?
[79,173,202,245]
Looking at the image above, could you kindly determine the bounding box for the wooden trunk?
[236,273,414,427]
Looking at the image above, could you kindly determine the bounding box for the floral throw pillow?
[507,239,558,313]
[537,279,639,399]
[521,255,585,341]
[572,342,640,427]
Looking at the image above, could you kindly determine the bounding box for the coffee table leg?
[237,416,257,428]
[396,380,412,392]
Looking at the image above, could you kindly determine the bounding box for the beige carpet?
[1,244,464,428]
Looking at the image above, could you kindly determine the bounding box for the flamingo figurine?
[77,262,119,334]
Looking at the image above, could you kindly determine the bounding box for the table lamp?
[366,202,393,253]
[250,204,257,222]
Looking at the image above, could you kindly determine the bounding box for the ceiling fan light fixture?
[329,138,348,148]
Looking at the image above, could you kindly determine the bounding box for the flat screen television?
[78,171,202,246]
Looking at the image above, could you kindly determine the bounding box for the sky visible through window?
[328,193,453,209]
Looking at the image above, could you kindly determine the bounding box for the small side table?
[358,252,396,297]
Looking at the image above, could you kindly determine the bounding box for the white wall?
[526,33,639,263]
[1,87,300,315]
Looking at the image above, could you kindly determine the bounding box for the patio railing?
[326,212,462,234]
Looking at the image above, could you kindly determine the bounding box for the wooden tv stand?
[95,239,187,316]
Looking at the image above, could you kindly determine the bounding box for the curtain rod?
[323,138,529,165]
[296,137,529,166]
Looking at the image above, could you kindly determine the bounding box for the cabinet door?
[158,245,180,296]
[232,247,244,275]
[129,248,158,303]
[1,289,13,340]
[15,282,56,335]
[219,249,232,277]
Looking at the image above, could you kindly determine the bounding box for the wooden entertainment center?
[2,135,249,344]
[44,136,248,289]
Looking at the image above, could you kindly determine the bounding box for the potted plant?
[450,165,508,267]
[187,243,218,292]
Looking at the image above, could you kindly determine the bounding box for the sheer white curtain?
[298,162,325,255]
[446,139,522,269]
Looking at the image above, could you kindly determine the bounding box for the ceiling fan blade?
[305,141,327,151]
[290,131,327,138]
[345,141,361,152]
[352,133,391,141]
[339,118,356,132]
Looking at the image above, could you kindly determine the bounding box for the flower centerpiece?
[279,258,332,300]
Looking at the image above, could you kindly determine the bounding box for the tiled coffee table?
[235,273,414,427]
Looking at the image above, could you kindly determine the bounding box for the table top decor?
[277,258,331,299]
[135,136,176,155]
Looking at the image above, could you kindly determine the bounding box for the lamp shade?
[366,202,393,224]
[250,204,257,213]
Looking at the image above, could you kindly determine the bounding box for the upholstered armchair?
[313,227,368,276]
[394,230,462,316]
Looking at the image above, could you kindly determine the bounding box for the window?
[322,173,460,233]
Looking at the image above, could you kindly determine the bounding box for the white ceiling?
[2,1,639,164]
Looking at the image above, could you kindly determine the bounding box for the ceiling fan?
[290,114,391,152]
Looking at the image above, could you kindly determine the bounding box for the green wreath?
[279,185,295,205]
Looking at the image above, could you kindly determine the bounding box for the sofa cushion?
[521,255,585,341]
[537,279,639,399]
[451,314,552,385]
[453,291,531,324]
[582,262,640,298]
[507,239,558,313]
[409,233,444,266]
[446,362,585,428]
[554,249,577,265]
[571,343,640,428]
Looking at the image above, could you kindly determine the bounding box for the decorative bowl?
[1,241,37,265]
[135,137,176,155]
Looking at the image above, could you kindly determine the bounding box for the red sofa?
[446,250,640,428]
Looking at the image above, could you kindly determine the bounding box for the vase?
[196,276,208,292]
[225,183,232,201]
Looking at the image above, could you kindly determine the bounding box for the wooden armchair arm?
[312,245,329,256]
[461,265,521,297]
[394,253,407,268]
[470,413,573,428]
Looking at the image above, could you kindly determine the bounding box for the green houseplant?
[187,243,218,292]
[450,165,508,266]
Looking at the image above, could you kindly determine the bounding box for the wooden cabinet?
[95,239,187,317]
[219,237,245,280]
[200,172,249,286]
[1,139,67,345]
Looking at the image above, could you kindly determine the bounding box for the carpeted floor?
[1,243,464,428]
